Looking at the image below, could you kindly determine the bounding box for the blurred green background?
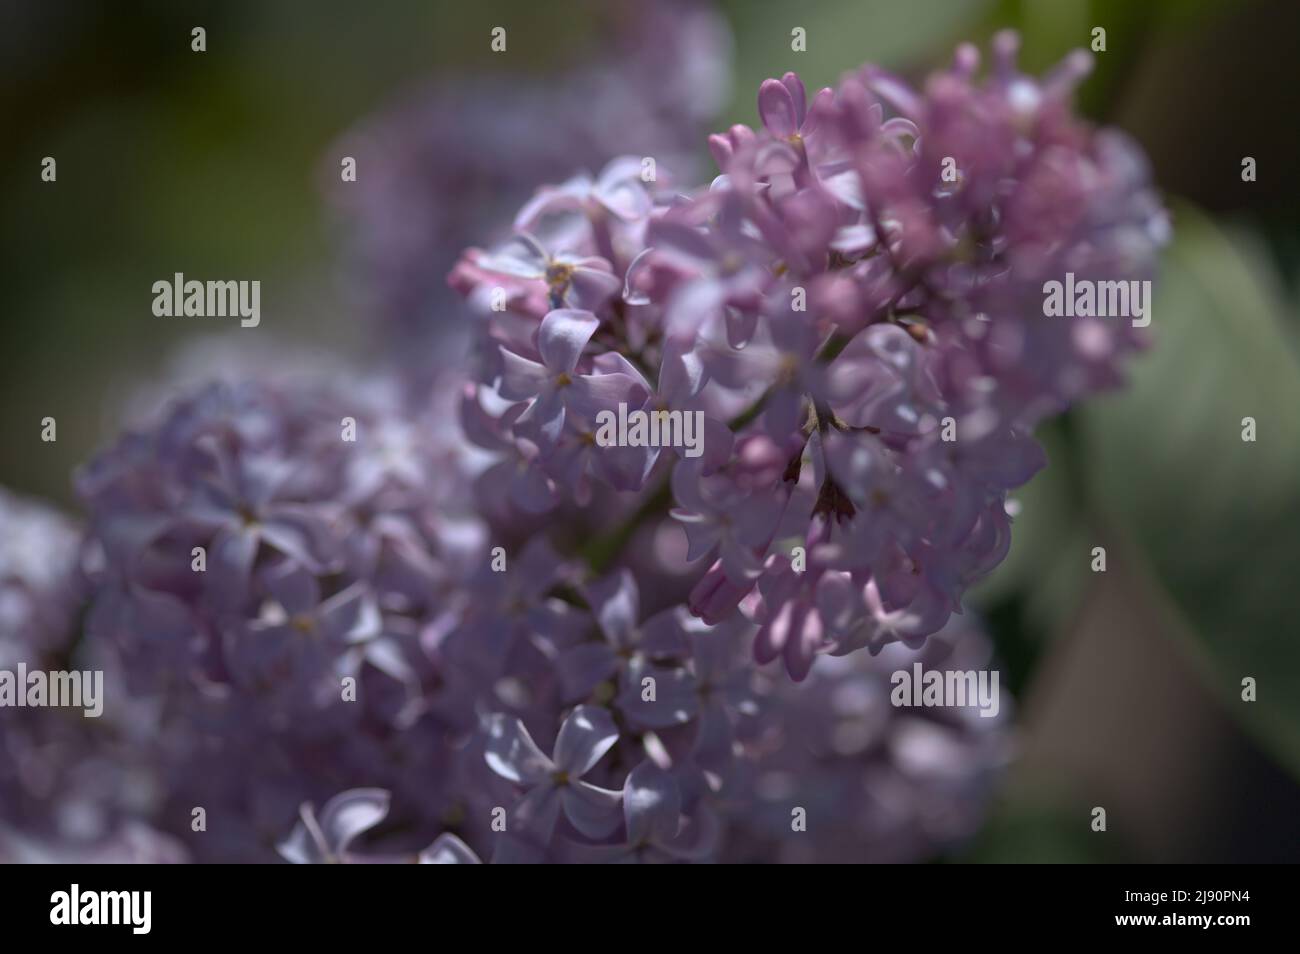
[2,0,1297,861]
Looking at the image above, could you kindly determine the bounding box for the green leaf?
[1082,202,1300,777]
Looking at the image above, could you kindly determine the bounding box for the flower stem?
[578,383,778,574]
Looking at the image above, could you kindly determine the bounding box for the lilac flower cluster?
[50,350,1014,862]
[280,561,1007,864]
[451,34,1167,681]
[73,372,489,861]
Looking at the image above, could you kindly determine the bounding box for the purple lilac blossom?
[450,34,1167,682]
[72,350,1017,864]
[291,586,1010,864]
[278,788,481,864]
[74,366,490,861]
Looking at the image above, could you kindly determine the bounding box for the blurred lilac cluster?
[0,490,183,862]
[75,375,488,861]
[324,1,731,355]
[1,29,1163,864]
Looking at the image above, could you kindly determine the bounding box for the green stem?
[579,479,674,574]
[578,380,780,574]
